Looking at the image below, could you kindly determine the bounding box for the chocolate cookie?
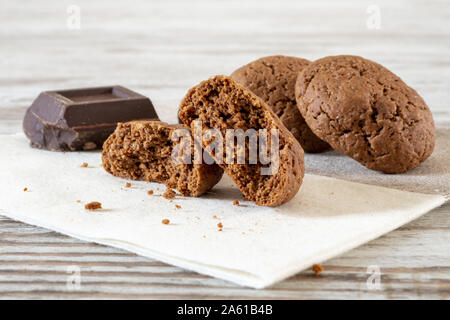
[102,120,224,196]
[179,75,304,207]
[295,55,435,173]
[230,55,330,153]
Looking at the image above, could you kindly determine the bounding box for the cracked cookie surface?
[231,55,330,153]
[295,55,435,173]
[102,120,224,196]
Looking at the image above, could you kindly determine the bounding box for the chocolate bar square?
[23,86,158,151]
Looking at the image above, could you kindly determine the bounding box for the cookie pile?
[102,55,435,207]
[25,56,435,207]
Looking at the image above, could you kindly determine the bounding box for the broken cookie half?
[179,75,304,207]
[102,120,224,197]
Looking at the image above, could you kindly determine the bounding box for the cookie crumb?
[85,202,102,210]
[218,228,223,232]
[312,264,324,276]
[162,219,170,225]
[175,204,181,209]
[217,222,223,228]
[125,183,131,188]
[80,162,88,168]
[213,215,218,219]
[233,200,240,206]
[147,190,154,195]
[163,188,176,199]
[23,187,28,192]
[76,200,81,203]
[202,235,206,238]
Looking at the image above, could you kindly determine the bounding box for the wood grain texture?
[0,0,449,299]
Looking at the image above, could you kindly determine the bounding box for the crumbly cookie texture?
[295,55,435,173]
[231,55,330,153]
[179,75,304,207]
[102,120,224,197]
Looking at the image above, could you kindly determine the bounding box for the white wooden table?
[0,0,449,299]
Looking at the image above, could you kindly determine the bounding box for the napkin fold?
[0,134,446,288]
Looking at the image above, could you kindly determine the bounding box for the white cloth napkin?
[0,134,446,288]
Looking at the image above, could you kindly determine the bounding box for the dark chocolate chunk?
[23,86,158,151]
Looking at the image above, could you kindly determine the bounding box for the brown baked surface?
[230,55,329,153]
[102,120,224,197]
[178,75,304,207]
[295,55,435,173]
